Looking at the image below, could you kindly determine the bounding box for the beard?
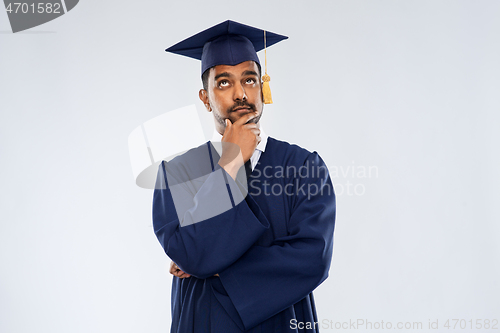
[213,101,262,128]
[227,101,261,124]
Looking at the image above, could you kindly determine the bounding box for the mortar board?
[165,20,287,74]
[165,20,287,103]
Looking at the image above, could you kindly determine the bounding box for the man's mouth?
[232,106,252,113]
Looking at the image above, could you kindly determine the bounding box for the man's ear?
[199,89,211,112]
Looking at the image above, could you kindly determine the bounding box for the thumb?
[225,119,231,128]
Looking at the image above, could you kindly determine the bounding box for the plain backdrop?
[1,1,499,332]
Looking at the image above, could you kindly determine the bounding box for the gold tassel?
[262,74,272,104]
[262,30,273,104]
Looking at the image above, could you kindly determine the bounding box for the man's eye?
[245,78,256,84]
[218,80,229,87]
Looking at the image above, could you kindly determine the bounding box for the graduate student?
[152,20,336,332]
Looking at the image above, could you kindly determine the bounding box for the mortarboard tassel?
[262,30,273,104]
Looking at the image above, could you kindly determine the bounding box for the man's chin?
[226,109,262,125]
[237,115,260,124]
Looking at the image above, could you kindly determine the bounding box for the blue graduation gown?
[152,137,336,332]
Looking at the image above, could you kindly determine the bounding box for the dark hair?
[201,62,262,91]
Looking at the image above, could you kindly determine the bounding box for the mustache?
[227,101,256,113]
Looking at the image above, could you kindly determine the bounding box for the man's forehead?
[210,61,259,77]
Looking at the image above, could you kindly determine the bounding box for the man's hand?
[170,261,191,279]
[218,112,261,179]
[169,261,219,278]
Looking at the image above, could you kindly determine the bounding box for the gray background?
[1,0,499,332]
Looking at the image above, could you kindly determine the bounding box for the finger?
[222,119,232,138]
[234,111,258,126]
[248,129,261,138]
[169,262,178,275]
[243,123,259,129]
[177,270,191,278]
[249,128,261,136]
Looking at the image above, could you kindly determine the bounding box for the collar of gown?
[210,125,268,153]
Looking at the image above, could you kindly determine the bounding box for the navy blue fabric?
[152,137,336,332]
[165,20,288,74]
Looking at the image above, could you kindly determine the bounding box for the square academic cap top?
[165,20,288,75]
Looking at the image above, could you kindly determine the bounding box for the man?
[153,20,336,332]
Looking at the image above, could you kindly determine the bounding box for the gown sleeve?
[218,152,336,331]
[152,144,270,279]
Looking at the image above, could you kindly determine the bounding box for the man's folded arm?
[153,160,269,279]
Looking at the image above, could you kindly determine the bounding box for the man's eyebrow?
[242,70,259,77]
[214,72,232,81]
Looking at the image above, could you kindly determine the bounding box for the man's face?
[200,61,263,133]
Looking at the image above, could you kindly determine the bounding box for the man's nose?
[233,82,247,101]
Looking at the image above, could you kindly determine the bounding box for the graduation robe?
[152,137,336,332]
